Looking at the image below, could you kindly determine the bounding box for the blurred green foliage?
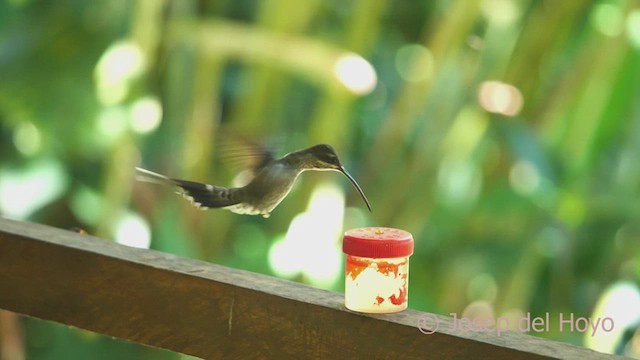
[1,0,640,358]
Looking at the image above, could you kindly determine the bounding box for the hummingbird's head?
[305,144,343,170]
[301,144,372,212]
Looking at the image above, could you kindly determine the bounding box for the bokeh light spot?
[437,155,482,207]
[70,186,103,226]
[334,53,377,95]
[626,9,640,48]
[0,159,67,219]
[130,96,162,134]
[95,40,146,105]
[591,3,625,37]
[13,121,42,156]
[481,0,521,26]
[478,80,523,116]
[586,282,640,353]
[268,183,345,287]
[96,106,128,144]
[395,44,434,82]
[509,160,540,195]
[115,212,152,249]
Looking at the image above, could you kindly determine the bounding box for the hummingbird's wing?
[218,135,278,186]
[136,168,241,209]
[221,137,275,172]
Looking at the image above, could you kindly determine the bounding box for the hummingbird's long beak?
[339,166,372,212]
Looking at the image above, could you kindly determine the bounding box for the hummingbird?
[136,144,371,218]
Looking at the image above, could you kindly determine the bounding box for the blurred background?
[1,0,640,358]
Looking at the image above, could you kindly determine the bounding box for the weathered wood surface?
[0,218,613,359]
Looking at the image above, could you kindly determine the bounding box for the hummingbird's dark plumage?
[136,144,371,218]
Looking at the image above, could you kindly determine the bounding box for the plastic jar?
[342,227,414,313]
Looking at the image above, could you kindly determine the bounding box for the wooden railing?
[0,218,612,359]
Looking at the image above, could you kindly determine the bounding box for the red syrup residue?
[346,257,408,280]
[389,287,407,305]
[346,256,369,280]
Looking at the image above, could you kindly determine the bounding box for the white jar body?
[344,255,409,313]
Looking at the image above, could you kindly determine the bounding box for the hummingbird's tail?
[135,167,241,210]
[135,167,171,184]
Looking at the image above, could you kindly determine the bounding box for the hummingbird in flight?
[136,144,371,218]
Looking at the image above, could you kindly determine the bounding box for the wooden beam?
[0,218,609,359]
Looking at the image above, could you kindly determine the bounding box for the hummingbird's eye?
[329,156,342,166]
[322,153,337,162]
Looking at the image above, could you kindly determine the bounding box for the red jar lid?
[343,227,414,258]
